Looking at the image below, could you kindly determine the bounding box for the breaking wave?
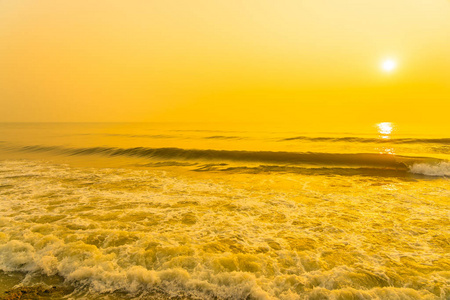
[409,161,450,177]
[2,143,449,177]
[12,145,418,169]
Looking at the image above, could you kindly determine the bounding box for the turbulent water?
[0,123,448,299]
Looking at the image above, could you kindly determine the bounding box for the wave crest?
[14,145,411,169]
[409,162,450,177]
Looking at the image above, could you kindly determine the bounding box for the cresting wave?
[3,144,449,177]
[5,145,450,177]
[10,144,419,169]
[409,161,450,177]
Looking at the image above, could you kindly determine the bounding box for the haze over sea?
[0,122,448,299]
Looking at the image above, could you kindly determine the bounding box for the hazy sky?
[0,0,449,129]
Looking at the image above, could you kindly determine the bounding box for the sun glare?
[377,122,393,135]
[381,59,397,72]
[377,122,395,154]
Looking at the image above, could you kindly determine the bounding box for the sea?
[0,122,448,299]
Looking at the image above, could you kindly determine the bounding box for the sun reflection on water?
[376,122,395,154]
[381,147,396,155]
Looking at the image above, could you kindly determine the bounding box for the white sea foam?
[0,160,449,299]
[409,161,450,177]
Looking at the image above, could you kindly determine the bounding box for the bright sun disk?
[382,59,397,72]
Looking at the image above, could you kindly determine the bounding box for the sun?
[381,59,397,72]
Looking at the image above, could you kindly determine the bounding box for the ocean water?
[0,123,448,299]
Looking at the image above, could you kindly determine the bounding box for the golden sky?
[0,0,449,130]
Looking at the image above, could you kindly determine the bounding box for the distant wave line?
[43,133,450,144]
[281,136,450,144]
[67,133,244,140]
